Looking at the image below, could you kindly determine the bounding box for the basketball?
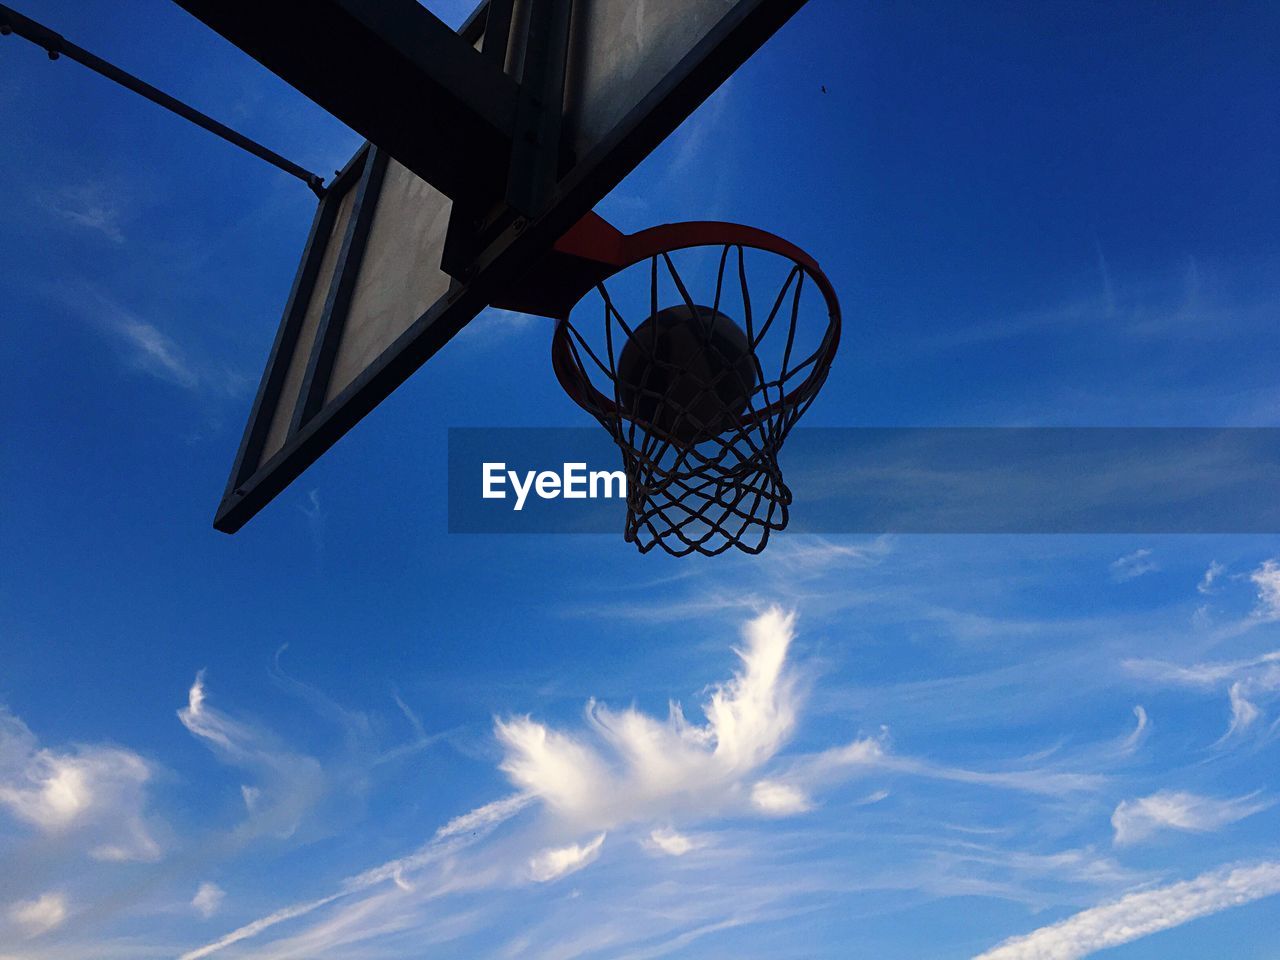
[615,304,758,446]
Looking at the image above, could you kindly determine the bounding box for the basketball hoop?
[501,215,840,557]
[201,1,826,536]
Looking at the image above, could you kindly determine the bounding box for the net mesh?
[554,242,837,556]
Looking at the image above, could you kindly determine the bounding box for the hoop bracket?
[493,211,838,318]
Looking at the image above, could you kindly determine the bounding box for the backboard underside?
[208,0,808,532]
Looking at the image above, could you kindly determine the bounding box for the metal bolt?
[513,217,527,232]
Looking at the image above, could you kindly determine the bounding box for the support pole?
[0,3,327,196]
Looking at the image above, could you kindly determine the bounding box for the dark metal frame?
[213,0,809,532]
[217,145,385,512]
[505,0,574,216]
[171,0,517,205]
[289,149,390,432]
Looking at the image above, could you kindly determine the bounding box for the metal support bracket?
[440,0,574,278]
[171,0,520,206]
[505,0,574,217]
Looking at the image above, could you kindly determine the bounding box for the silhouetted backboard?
[202,0,810,531]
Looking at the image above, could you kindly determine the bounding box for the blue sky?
[3,1,1280,958]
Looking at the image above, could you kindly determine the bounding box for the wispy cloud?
[178,607,1127,960]
[750,779,812,815]
[41,183,127,243]
[496,607,802,830]
[796,733,1105,798]
[456,307,537,346]
[180,610,819,958]
[1251,559,1280,620]
[1119,705,1150,754]
[1126,643,1280,740]
[0,707,160,862]
[178,890,349,960]
[563,590,767,624]
[528,832,606,882]
[1111,790,1270,845]
[763,535,893,577]
[1125,650,1280,689]
[191,882,225,920]
[177,791,530,960]
[1110,548,1158,582]
[105,304,201,390]
[878,251,1274,371]
[178,671,325,841]
[1223,681,1262,741]
[57,285,253,397]
[645,826,699,856]
[973,861,1280,960]
[430,792,534,842]
[7,891,69,938]
[1198,560,1225,594]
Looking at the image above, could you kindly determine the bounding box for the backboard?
[177,0,810,533]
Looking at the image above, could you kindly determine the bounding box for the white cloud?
[750,779,811,816]
[529,833,606,882]
[62,287,225,394]
[178,672,325,841]
[434,792,533,842]
[1224,682,1261,739]
[804,733,1103,797]
[1119,705,1150,753]
[8,891,68,938]
[1251,559,1280,620]
[179,892,347,960]
[764,536,893,575]
[918,764,1103,795]
[645,827,697,856]
[1126,648,1280,739]
[457,307,536,346]
[192,883,226,920]
[176,607,1117,960]
[500,604,1101,846]
[1110,549,1158,582]
[42,183,126,243]
[177,791,531,960]
[1111,790,1270,845]
[972,861,1280,960]
[0,707,159,861]
[495,606,801,830]
[1125,650,1280,688]
[181,611,806,958]
[107,308,200,391]
[1198,560,1225,594]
